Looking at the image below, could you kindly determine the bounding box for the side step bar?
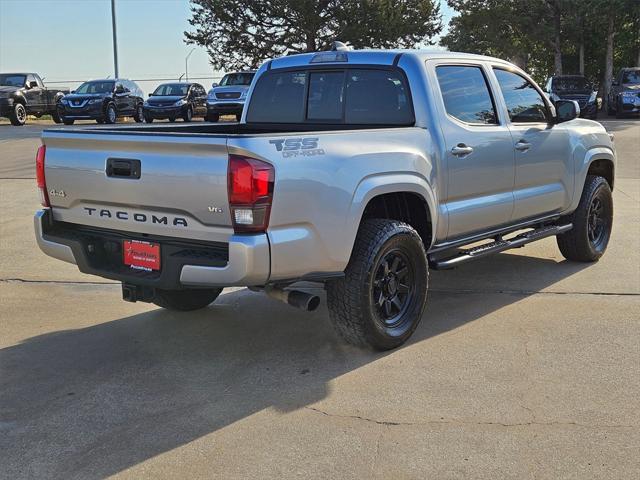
[430,223,572,270]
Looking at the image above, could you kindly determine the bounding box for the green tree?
[185,0,442,71]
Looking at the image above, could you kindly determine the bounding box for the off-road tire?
[104,103,117,124]
[9,103,27,126]
[133,104,144,123]
[152,288,223,311]
[557,175,613,262]
[326,219,428,350]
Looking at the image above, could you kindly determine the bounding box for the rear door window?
[436,65,497,124]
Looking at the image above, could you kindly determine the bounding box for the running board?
[430,223,573,270]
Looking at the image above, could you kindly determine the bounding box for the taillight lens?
[36,145,49,207]
[227,154,274,233]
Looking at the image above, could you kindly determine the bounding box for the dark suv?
[143,82,207,122]
[544,75,598,119]
[58,79,144,125]
[608,67,640,118]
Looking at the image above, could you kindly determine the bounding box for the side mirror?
[28,81,38,89]
[71,90,76,94]
[211,82,218,88]
[148,93,153,97]
[115,85,125,94]
[555,100,580,123]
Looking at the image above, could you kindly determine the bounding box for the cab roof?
[269,49,514,70]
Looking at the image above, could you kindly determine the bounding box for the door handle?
[451,144,474,156]
[515,140,531,151]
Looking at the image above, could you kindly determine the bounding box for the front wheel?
[182,106,193,122]
[52,111,63,124]
[9,103,27,126]
[557,175,613,262]
[133,104,144,123]
[152,288,223,311]
[104,103,117,124]
[326,219,428,350]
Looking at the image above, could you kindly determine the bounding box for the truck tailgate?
[42,130,233,242]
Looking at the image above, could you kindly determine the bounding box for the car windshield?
[622,70,640,85]
[552,77,591,91]
[219,73,255,86]
[0,74,26,87]
[153,84,189,96]
[75,81,115,94]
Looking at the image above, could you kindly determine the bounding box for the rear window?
[246,68,414,125]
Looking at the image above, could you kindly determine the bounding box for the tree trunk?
[579,43,585,75]
[578,12,585,75]
[553,0,562,75]
[604,14,615,111]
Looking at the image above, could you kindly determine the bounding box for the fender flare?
[347,172,438,248]
[569,146,615,212]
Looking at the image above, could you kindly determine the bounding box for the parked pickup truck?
[0,73,68,125]
[34,49,616,350]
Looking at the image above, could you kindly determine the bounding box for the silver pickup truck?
[34,49,616,350]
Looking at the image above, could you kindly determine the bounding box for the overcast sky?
[0,0,454,95]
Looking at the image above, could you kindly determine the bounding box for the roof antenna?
[331,41,350,52]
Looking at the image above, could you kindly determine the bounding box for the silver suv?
[34,50,615,350]
[206,71,256,122]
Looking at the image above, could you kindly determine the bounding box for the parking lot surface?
[1,119,639,479]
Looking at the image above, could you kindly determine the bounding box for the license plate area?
[123,240,161,271]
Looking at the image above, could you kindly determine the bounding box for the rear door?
[114,82,130,114]
[491,67,572,220]
[43,130,233,242]
[429,62,515,239]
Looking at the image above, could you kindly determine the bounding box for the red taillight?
[227,154,274,233]
[36,145,49,207]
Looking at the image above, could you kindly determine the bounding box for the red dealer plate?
[123,240,161,271]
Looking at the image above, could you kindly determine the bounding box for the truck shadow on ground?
[1,253,590,479]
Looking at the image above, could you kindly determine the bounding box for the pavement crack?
[304,407,636,430]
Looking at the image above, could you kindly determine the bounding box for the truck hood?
[0,85,20,97]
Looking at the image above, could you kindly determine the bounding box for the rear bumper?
[34,209,270,288]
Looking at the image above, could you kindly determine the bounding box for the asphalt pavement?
[0,118,638,479]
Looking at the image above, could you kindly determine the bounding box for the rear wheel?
[52,111,63,124]
[9,103,27,126]
[326,219,428,350]
[557,175,613,262]
[153,288,223,311]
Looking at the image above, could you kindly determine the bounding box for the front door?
[431,63,516,240]
[492,68,573,220]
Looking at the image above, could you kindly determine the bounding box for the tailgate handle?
[106,158,141,179]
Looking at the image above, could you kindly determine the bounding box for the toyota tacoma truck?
[0,72,68,126]
[34,49,616,350]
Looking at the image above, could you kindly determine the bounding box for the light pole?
[111,0,119,78]
[185,48,196,82]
